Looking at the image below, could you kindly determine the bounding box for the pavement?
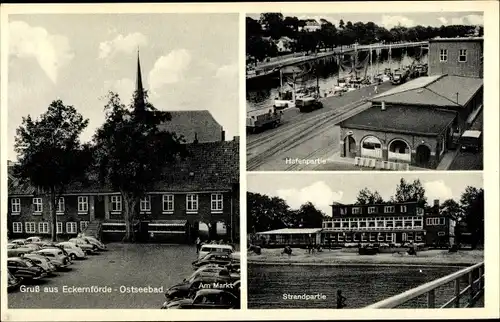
[8,243,197,308]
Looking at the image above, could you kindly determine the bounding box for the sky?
[7,13,239,161]
[247,12,483,29]
[247,173,483,216]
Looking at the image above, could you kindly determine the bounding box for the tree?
[14,100,92,241]
[392,178,427,206]
[260,12,285,40]
[247,192,290,233]
[440,199,462,220]
[93,90,186,242]
[338,19,345,30]
[246,17,263,37]
[355,188,384,205]
[293,202,325,228]
[460,186,484,249]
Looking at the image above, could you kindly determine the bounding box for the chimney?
[221,129,225,141]
[193,132,199,144]
[433,199,440,208]
[381,101,386,111]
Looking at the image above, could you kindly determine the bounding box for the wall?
[428,40,483,78]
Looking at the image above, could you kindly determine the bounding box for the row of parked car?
[7,235,107,291]
[161,244,241,309]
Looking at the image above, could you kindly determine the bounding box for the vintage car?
[7,243,34,257]
[183,266,239,284]
[8,270,22,292]
[162,289,240,309]
[81,236,107,251]
[164,274,235,303]
[192,252,236,268]
[35,248,71,269]
[198,244,234,259]
[10,239,27,246]
[68,238,98,253]
[41,243,73,262]
[56,242,87,260]
[7,257,48,281]
[296,97,323,113]
[22,254,57,275]
[25,236,45,245]
[25,243,43,251]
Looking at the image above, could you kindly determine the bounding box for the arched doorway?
[388,139,411,162]
[198,222,210,241]
[343,135,356,157]
[216,221,228,241]
[361,136,382,159]
[415,145,431,166]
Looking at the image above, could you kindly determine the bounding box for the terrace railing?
[365,262,484,308]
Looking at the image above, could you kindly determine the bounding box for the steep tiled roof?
[158,110,223,144]
[8,139,239,196]
[371,75,483,108]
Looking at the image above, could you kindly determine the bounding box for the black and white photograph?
[246,12,484,171]
[247,172,484,309]
[5,13,240,309]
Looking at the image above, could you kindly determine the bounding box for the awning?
[149,220,188,227]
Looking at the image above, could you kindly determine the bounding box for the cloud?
[423,180,453,202]
[380,15,415,29]
[147,49,192,96]
[98,32,148,59]
[438,17,448,25]
[451,14,483,26]
[276,181,343,214]
[9,20,74,84]
[214,63,238,79]
[104,78,135,104]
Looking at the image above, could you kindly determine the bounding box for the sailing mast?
[279,68,283,99]
[369,45,373,83]
[354,43,358,79]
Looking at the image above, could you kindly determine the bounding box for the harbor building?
[428,37,483,78]
[321,201,426,245]
[254,228,322,247]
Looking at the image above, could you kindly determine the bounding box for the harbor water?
[246,51,428,112]
[248,263,468,309]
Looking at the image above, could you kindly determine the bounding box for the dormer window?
[368,207,377,214]
[352,207,361,215]
[384,206,395,213]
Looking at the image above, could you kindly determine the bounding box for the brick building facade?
[428,37,483,78]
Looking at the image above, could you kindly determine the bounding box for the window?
[111,195,122,212]
[80,221,89,232]
[333,222,341,228]
[186,194,198,212]
[384,206,395,213]
[13,222,23,233]
[368,220,376,228]
[414,220,423,227]
[404,219,412,228]
[386,220,394,228]
[56,197,65,213]
[342,221,349,228]
[33,198,43,213]
[440,217,445,225]
[211,194,223,212]
[417,208,424,216]
[140,195,151,212]
[359,221,367,228]
[437,232,446,236]
[459,49,467,62]
[78,196,88,213]
[39,222,49,233]
[25,222,36,233]
[66,222,77,234]
[11,198,21,213]
[162,195,174,212]
[352,207,360,215]
[440,49,448,62]
[427,218,445,226]
[368,207,377,214]
[56,222,63,234]
[326,222,333,228]
[351,222,358,228]
[400,205,407,213]
[377,220,384,228]
[340,208,347,215]
[395,220,403,228]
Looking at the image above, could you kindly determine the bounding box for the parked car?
[183,266,239,284]
[56,242,86,260]
[22,254,57,275]
[164,275,234,303]
[192,252,236,268]
[25,236,44,245]
[7,257,48,281]
[198,244,234,259]
[35,248,71,269]
[162,289,240,309]
[41,244,73,262]
[7,243,34,257]
[10,239,27,246]
[68,238,98,253]
[8,270,22,292]
[81,236,107,251]
[25,243,43,251]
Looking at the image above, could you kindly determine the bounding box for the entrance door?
[138,221,149,243]
[95,196,105,220]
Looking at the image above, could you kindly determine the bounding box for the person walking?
[195,237,201,254]
[374,84,378,95]
[336,290,347,309]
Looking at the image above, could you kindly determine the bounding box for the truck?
[246,107,282,134]
[296,96,323,113]
[459,130,482,152]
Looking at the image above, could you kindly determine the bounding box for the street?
[8,243,197,309]
[247,82,395,171]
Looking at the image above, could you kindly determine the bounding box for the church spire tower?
[135,48,145,110]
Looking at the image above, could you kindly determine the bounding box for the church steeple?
[135,48,145,110]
